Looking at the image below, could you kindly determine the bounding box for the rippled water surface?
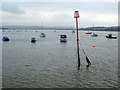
[2,30,118,88]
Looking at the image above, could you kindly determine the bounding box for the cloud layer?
[1,2,118,27]
[2,3,25,14]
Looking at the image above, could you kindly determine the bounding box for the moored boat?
[72,30,75,33]
[85,31,92,34]
[106,34,117,39]
[91,33,98,37]
[31,37,36,43]
[60,35,67,42]
[85,32,92,34]
[40,32,45,37]
[2,36,9,41]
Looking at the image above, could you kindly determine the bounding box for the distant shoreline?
[0,29,119,32]
[0,25,119,31]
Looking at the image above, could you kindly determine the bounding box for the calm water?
[2,30,118,88]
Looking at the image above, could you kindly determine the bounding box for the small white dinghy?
[40,32,45,37]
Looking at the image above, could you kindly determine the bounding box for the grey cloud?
[2,3,25,14]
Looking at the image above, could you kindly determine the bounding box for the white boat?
[40,32,45,37]
[91,24,97,37]
[60,35,67,42]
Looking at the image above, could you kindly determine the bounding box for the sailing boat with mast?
[106,31,117,39]
[91,24,98,37]
[85,25,92,34]
[40,22,46,37]
[92,33,98,37]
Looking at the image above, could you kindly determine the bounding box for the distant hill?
[0,25,119,31]
[79,26,120,31]
[0,25,74,30]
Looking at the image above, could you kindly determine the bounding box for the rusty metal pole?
[76,18,80,68]
[74,11,80,68]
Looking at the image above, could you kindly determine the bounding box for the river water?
[2,30,118,88]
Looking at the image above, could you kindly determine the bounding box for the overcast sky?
[1,1,118,27]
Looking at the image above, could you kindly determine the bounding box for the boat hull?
[106,36,117,39]
[31,40,36,43]
[85,32,92,34]
[40,35,45,37]
[2,39,9,41]
[60,38,67,42]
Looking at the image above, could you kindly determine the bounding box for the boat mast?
[93,24,94,33]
